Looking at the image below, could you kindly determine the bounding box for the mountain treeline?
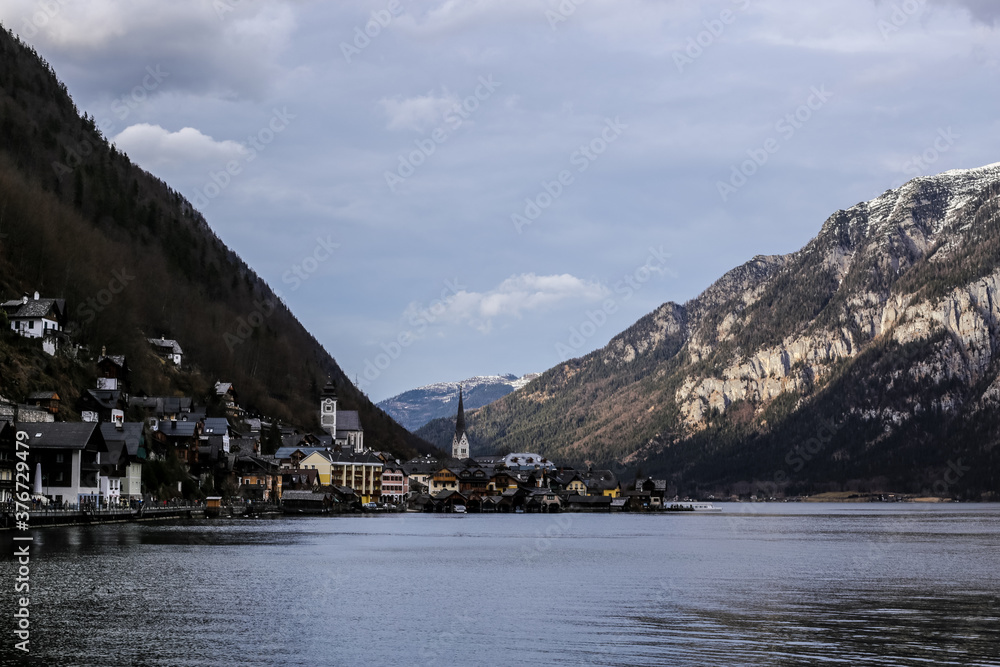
[0,25,431,457]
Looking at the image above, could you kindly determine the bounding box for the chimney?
[101,345,106,357]
[33,291,39,300]
[21,295,27,304]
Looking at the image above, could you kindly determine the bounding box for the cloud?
[0,0,297,100]
[112,124,247,170]
[379,90,461,131]
[933,0,1000,25]
[404,273,611,334]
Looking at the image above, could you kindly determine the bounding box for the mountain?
[0,26,430,458]
[455,164,1000,498]
[378,373,539,431]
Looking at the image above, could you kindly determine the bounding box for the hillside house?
[2,292,66,354]
[26,391,60,416]
[148,337,183,365]
[0,421,14,503]
[97,351,130,394]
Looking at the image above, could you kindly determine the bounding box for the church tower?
[452,386,470,460]
[320,379,337,438]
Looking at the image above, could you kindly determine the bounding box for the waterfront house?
[380,463,408,504]
[232,454,281,501]
[565,494,612,512]
[281,468,319,491]
[583,470,621,498]
[0,421,14,503]
[282,489,332,513]
[299,449,383,503]
[100,422,145,501]
[17,422,107,506]
[402,456,439,493]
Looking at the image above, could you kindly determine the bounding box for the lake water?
[2,503,999,666]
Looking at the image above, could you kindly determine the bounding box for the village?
[0,291,682,524]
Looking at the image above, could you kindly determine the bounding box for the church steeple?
[320,378,337,437]
[452,385,470,460]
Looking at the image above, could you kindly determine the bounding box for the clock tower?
[320,379,337,437]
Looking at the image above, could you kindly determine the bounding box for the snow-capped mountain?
[378,373,540,432]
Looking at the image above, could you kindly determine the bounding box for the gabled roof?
[4,297,64,319]
[100,422,144,457]
[128,396,193,415]
[273,446,328,460]
[98,355,127,368]
[214,382,233,395]
[82,389,123,410]
[16,422,106,451]
[336,410,362,431]
[148,337,183,355]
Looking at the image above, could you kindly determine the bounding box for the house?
[96,350,130,394]
[148,337,183,365]
[565,494,612,512]
[79,389,126,425]
[402,455,440,493]
[202,417,231,453]
[26,391,60,416]
[232,454,281,501]
[128,395,195,421]
[503,453,556,471]
[638,478,668,508]
[282,489,333,513]
[525,488,563,513]
[274,446,330,469]
[17,422,107,506]
[100,422,145,501]
[281,468,319,491]
[2,292,66,354]
[298,450,383,504]
[582,470,621,498]
[151,417,201,466]
[0,421,15,503]
[380,463,408,504]
[214,382,240,418]
[456,466,491,496]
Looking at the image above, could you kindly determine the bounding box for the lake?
[2,503,999,666]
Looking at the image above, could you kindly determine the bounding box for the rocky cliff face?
[464,164,1000,497]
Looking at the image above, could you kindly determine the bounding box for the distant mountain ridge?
[449,164,1000,498]
[377,373,539,431]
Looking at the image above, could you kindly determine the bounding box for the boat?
[664,502,722,512]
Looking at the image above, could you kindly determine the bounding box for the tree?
[262,421,282,456]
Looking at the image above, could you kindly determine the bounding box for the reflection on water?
[1,505,998,667]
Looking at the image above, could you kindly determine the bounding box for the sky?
[1,0,997,402]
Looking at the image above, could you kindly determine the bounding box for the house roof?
[282,490,330,502]
[100,422,144,457]
[83,389,122,410]
[148,337,183,355]
[273,446,328,460]
[16,422,105,451]
[98,355,127,368]
[157,419,198,437]
[336,410,362,431]
[129,396,193,415]
[26,390,60,402]
[202,418,229,435]
[214,382,233,395]
[4,297,64,319]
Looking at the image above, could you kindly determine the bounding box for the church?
[319,380,365,453]
[452,386,470,460]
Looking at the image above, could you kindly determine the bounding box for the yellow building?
[299,450,382,504]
